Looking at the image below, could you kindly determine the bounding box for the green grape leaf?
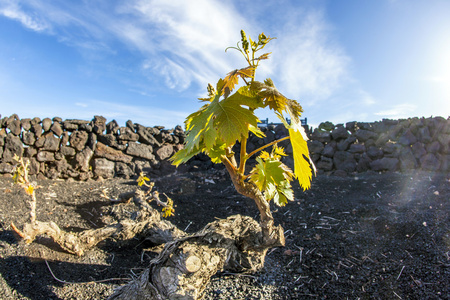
[249,155,294,205]
[271,180,294,206]
[170,146,202,166]
[208,142,227,164]
[214,90,259,146]
[250,79,303,122]
[223,66,255,97]
[249,124,265,138]
[288,122,315,190]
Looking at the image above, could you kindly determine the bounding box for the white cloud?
[261,10,351,103]
[375,103,417,118]
[0,0,378,127]
[0,0,49,31]
[70,99,189,128]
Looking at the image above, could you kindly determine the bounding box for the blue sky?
[1,0,449,129]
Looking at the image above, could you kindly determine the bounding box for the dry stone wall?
[0,113,448,180]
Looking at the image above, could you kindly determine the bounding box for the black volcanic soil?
[0,169,449,299]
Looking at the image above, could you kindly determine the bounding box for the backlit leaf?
[289,122,314,190]
[25,185,34,196]
[223,66,255,97]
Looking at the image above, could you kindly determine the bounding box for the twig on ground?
[396,265,405,280]
[44,260,130,284]
[221,272,257,279]
[184,221,193,231]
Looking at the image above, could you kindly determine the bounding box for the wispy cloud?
[69,99,189,128]
[259,9,351,103]
[0,0,49,31]
[1,0,377,127]
[375,103,417,118]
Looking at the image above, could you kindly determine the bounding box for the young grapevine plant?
[171,30,315,246]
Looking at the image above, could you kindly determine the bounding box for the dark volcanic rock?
[69,131,89,151]
[50,122,63,137]
[117,127,139,142]
[3,134,23,162]
[308,140,324,154]
[106,120,120,134]
[156,144,174,161]
[115,161,134,178]
[370,157,399,172]
[21,132,36,146]
[95,142,133,163]
[419,153,440,171]
[42,118,52,132]
[74,147,94,172]
[331,126,349,140]
[92,115,107,135]
[333,151,356,173]
[355,129,377,142]
[398,129,417,146]
[7,119,22,136]
[126,142,155,160]
[37,151,55,162]
[93,158,115,178]
[136,124,162,147]
[41,133,60,151]
[20,118,32,131]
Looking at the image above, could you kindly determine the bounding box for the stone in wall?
[348,143,365,154]
[117,127,139,142]
[337,136,356,151]
[437,134,450,153]
[97,133,118,148]
[136,124,162,147]
[316,156,333,171]
[411,142,427,159]
[106,120,120,134]
[126,142,155,160]
[355,129,377,142]
[333,151,356,173]
[0,162,14,173]
[419,153,440,171]
[60,146,76,157]
[134,158,151,174]
[311,129,331,143]
[42,118,52,132]
[356,153,372,173]
[398,129,417,146]
[70,131,89,151]
[3,133,23,162]
[156,144,174,161]
[307,140,324,155]
[115,162,134,178]
[95,142,133,163]
[22,132,36,146]
[370,157,399,172]
[92,115,107,135]
[322,141,336,158]
[37,151,55,162]
[94,158,115,178]
[21,118,32,131]
[41,133,60,151]
[79,123,92,132]
[51,122,63,137]
[331,126,349,140]
[28,157,40,175]
[7,119,21,136]
[399,148,418,171]
[31,123,43,138]
[74,147,94,172]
